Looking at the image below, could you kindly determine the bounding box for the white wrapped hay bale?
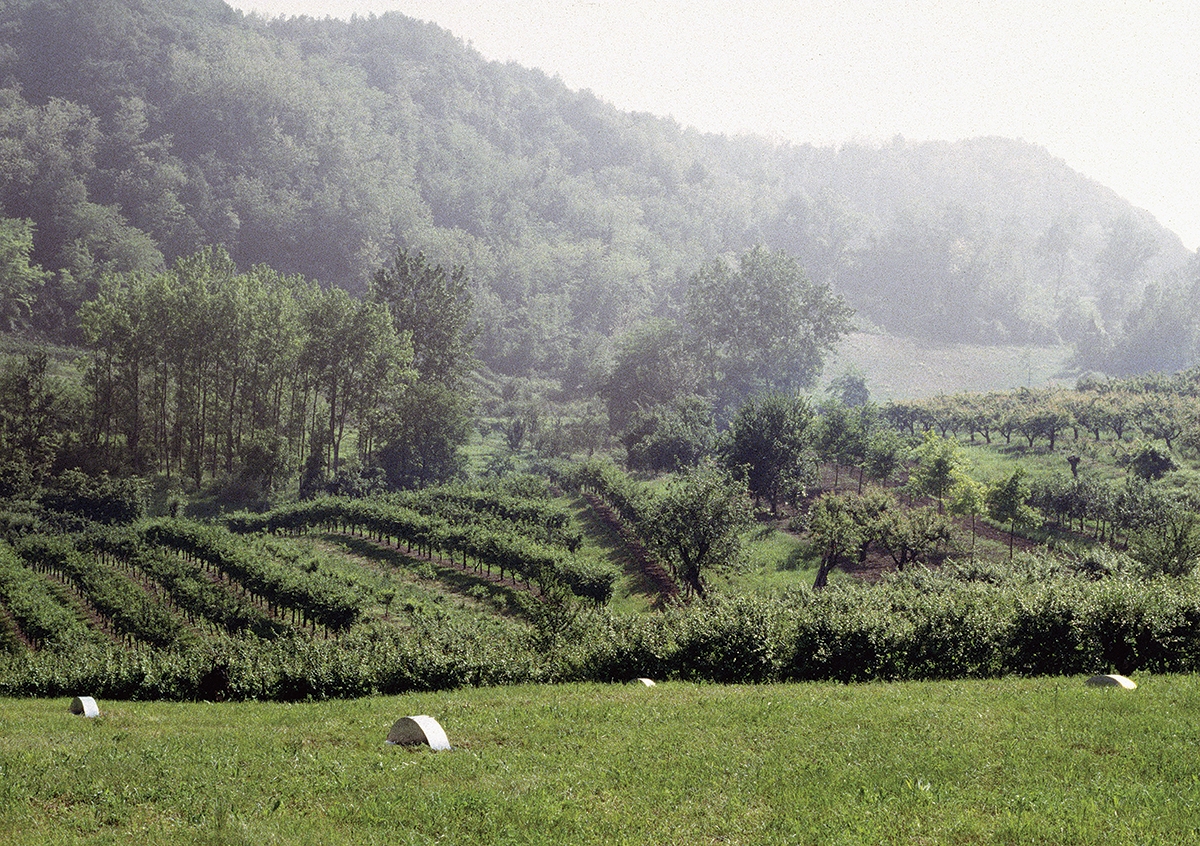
[634,678,656,687]
[69,696,100,718]
[386,715,451,751]
[1086,674,1137,690]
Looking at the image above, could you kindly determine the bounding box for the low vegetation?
[3,677,1199,844]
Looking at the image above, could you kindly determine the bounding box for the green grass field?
[4,676,1199,845]
[827,332,1076,401]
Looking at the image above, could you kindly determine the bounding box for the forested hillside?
[1,0,1194,380]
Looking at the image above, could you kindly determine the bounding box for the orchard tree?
[863,425,905,486]
[649,460,753,598]
[719,392,817,512]
[948,473,988,555]
[1134,394,1191,451]
[987,469,1037,559]
[1129,501,1200,577]
[807,493,862,590]
[826,368,870,407]
[877,503,952,570]
[907,432,968,510]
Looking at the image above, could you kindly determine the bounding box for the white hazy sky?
[236,0,1200,251]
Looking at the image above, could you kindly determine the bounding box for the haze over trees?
[3,0,1200,528]
[0,0,1194,387]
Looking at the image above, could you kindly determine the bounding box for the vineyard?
[6,370,1200,701]
[0,481,603,699]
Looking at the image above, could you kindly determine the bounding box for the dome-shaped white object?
[1086,674,1137,690]
[69,696,100,717]
[386,715,451,750]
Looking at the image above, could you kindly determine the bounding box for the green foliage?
[0,540,102,650]
[987,469,1038,559]
[301,282,416,473]
[687,246,853,409]
[906,431,968,508]
[0,218,48,331]
[376,380,472,490]
[719,392,817,512]
[367,248,478,389]
[622,395,714,473]
[41,469,144,524]
[0,351,72,495]
[947,472,988,551]
[0,1,1189,380]
[15,533,182,648]
[1123,439,1177,481]
[806,493,865,590]
[601,319,700,433]
[648,461,753,598]
[1129,504,1200,577]
[142,519,364,634]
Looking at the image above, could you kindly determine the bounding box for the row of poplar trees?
[79,246,476,496]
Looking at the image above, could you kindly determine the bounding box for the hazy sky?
[237,1,1200,250]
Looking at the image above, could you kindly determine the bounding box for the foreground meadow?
[2,676,1199,845]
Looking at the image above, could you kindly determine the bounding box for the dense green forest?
[1,0,1196,381]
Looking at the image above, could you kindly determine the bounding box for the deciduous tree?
[719,393,816,512]
[686,246,852,409]
[649,460,753,598]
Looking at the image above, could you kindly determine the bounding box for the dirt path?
[580,492,678,607]
[0,603,34,650]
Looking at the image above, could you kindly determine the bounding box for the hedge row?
[2,571,1198,700]
[0,541,102,650]
[142,519,363,634]
[15,535,184,648]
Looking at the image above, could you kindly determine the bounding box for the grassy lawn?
[3,676,1199,844]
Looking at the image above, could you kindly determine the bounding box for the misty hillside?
[1,0,1194,378]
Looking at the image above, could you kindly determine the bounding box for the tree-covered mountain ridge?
[1,0,1193,378]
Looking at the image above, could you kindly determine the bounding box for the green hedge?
[2,568,1199,700]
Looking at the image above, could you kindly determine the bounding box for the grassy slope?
[827,332,1076,401]
[3,676,1199,845]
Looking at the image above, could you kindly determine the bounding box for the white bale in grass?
[69,696,100,718]
[634,678,656,687]
[1086,674,1137,690]
[387,715,450,751]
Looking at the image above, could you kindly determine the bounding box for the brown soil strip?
[581,492,678,607]
[0,601,34,650]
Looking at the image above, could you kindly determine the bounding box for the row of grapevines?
[0,541,102,650]
[14,535,184,648]
[85,529,288,639]
[563,459,657,528]
[250,497,616,606]
[389,485,579,547]
[141,519,363,634]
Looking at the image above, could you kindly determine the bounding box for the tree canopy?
[687,246,853,409]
